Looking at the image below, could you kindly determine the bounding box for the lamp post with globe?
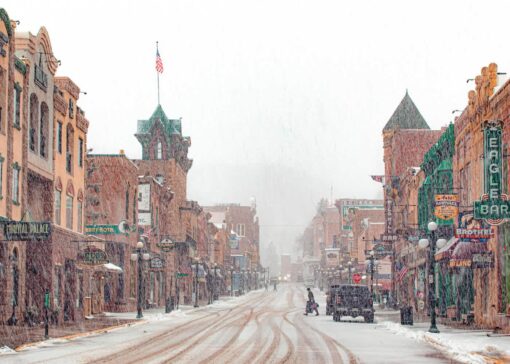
[130,241,151,319]
[418,221,447,334]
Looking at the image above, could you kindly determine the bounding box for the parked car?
[325,284,340,315]
[332,284,374,323]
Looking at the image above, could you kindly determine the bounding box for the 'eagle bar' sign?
[474,120,510,224]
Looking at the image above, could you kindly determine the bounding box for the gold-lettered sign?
[434,194,459,220]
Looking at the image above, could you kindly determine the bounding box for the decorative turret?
[135,104,193,172]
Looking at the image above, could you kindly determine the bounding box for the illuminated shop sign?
[474,121,510,225]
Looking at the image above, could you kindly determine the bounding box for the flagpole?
[156,41,160,105]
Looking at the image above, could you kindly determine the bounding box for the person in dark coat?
[305,288,319,316]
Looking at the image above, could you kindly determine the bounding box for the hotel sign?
[474,121,510,225]
[3,222,51,240]
[85,225,121,235]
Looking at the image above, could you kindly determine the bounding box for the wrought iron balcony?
[34,64,48,91]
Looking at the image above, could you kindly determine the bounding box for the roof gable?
[383,91,429,131]
[137,104,181,136]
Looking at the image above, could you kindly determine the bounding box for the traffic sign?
[353,273,362,284]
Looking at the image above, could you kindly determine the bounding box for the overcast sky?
[7,0,510,261]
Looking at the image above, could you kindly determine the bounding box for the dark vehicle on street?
[332,284,374,323]
[325,284,340,315]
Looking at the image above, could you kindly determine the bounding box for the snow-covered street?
[0,283,487,364]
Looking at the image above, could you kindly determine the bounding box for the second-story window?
[68,98,74,119]
[14,84,21,128]
[66,124,74,174]
[0,155,4,199]
[66,195,73,230]
[78,137,83,167]
[55,189,61,225]
[12,163,20,205]
[57,121,63,154]
[237,223,245,237]
[77,201,83,233]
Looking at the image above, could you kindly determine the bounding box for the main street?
[3,284,452,364]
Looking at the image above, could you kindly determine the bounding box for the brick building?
[203,203,260,270]
[85,155,139,313]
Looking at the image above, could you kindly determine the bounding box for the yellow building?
[0,8,29,323]
[53,77,88,232]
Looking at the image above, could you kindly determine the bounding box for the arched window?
[156,141,162,160]
[40,102,49,158]
[29,94,39,152]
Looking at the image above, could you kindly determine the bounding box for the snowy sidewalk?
[380,320,510,363]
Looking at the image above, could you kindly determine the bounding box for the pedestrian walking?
[305,288,319,316]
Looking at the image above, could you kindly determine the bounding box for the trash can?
[400,306,413,325]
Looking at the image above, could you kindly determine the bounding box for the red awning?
[434,238,459,261]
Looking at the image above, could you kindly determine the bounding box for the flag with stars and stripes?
[156,49,164,73]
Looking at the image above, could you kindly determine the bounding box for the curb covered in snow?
[380,321,509,364]
[12,319,148,353]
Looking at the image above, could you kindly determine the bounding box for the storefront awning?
[449,241,487,268]
[103,263,123,272]
[434,237,459,261]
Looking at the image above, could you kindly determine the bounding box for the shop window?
[117,274,124,301]
[66,195,73,230]
[54,190,61,225]
[76,272,83,308]
[54,267,61,308]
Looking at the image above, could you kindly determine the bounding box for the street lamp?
[418,221,440,334]
[130,241,150,319]
[368,251,375,296]
[348,261,353,284]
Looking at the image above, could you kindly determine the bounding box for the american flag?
[396,265,409,282]
[156,49,164,74]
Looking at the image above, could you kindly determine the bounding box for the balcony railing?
[34,64,48,91]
